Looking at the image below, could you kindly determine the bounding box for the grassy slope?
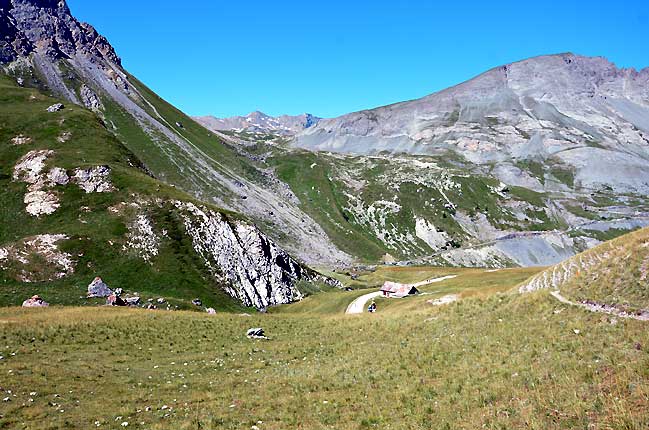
[550,227,649,310]
[1,289,647,429]
[0,74,245,312]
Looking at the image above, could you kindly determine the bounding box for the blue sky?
[67,0,649,119]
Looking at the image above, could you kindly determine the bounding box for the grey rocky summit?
[295,54,649,195]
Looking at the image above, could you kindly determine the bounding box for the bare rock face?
[80,84,102,111]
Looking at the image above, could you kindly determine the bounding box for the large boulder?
[22,295,49,307]
[46,103,64,112]
[87,277,112,298]
[246,328,267,339]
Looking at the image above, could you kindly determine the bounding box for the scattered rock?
[428,294,459,306]
[22,295,49,308]
[206,308,216,315]
[156,298,166,304]
[10,135,31,145]
[46,103,64,113]
[192,299,202,307]
[123,214,159,263]
[72,166,115,193]
[87,277,113,298]
[106,294,127,307]
[57,132,71,143]
[246,328,268,339]
[0,235,74,282]
[124,297,141,306]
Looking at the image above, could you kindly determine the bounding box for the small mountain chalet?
[380,281,420,298]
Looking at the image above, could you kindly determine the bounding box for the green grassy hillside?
[1,287,647,429]
[0,74,248,311]
[520,227,649,311]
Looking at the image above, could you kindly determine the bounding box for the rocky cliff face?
[195,111,321,136]
[295,54,649,195]
[173,202,330,308]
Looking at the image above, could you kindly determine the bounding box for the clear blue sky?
[67,0,649,119]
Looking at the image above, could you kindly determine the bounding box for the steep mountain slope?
[0,0,347,266]
[0,73,334,310]
[519,226,649,312]
[266,148,649,266]
[195,111,320,136]
[295,54,649,195]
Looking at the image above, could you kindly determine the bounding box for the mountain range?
[194,111,320,136]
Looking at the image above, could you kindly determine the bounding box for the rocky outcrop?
[72,166,115,193]
[173,201,332,309]
[87,277,112,298]
[0,234,75,282]
[13,150,114,216]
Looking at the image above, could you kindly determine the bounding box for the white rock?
[46,103,64,112]
[124,214,160,263]
[13,150,53,184]
[10,135,31,145]
[47,168,69,185]
[24,190,60,216]
[72,166,115,193]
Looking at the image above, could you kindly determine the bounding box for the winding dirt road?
[345,292,383,315]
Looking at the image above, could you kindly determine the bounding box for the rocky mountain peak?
[0,0,120,65]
